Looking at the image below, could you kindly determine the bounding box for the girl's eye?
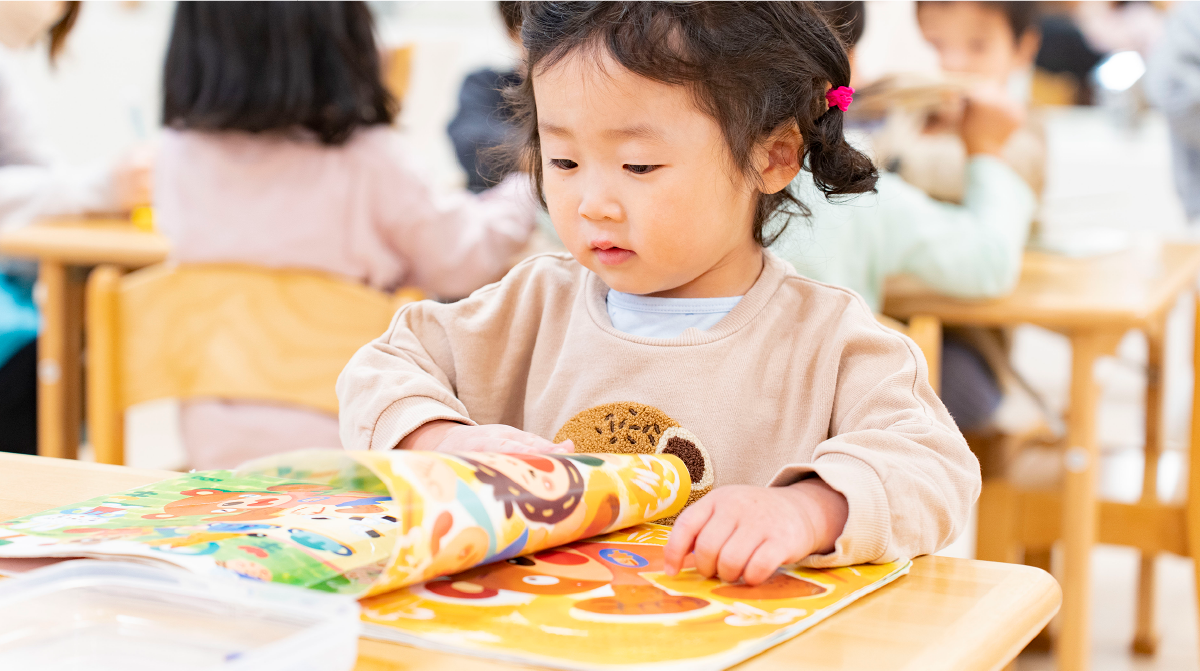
[549,158,578,170]
[624,164,660,175]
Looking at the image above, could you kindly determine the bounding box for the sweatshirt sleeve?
[768,297,980,567]
[373,133,536,299]
[875,156,1035,299]
[337,254,573,451]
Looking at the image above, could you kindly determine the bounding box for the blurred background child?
[155,1,537,470]
[447,1,522,193]
[877,1,1044,203]
[774,2,1035,434]
[0,1,151,454]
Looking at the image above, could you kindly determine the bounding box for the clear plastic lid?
[0,560,361,671]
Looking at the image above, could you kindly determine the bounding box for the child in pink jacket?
[154,2,536,469]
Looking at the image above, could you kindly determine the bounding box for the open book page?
[0,449,691,597]
[360,523,911,671]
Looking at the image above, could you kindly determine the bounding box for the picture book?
[0,447,911,670]
[0,448,691,596]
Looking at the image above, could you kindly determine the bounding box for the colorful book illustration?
[0,448,909,669]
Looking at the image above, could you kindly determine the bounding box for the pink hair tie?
[825,86,854,112]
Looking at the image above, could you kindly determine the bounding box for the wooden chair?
[85,263,423,465]
[383,44,415,105]
[877,314,943,395]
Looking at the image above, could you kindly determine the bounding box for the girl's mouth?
[593,246,635,266]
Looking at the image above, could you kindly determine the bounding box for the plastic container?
[0,560,360,671]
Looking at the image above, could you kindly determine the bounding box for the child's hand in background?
[662,479,848,586]
[398,419,574,454]
[113,144,155,212]
[960,88,1022,158]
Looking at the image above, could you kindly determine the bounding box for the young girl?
[156,2,536,470]
[338,2,979,584]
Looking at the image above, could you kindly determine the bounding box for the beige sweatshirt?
[337,252,980,568]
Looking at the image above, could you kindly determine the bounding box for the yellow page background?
[358,523,911,671]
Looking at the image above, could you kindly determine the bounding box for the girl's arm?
[336,254,577,452]
[665,295,979,578]
[373,133,537,299]
[782,300,980,567]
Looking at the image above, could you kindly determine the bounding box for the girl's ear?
[756,121,802,195]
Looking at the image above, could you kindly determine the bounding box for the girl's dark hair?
[48,2,81,65]
[508,1,877,246]
[821,2,866,50]
[498,1,523,38]
[162,1,397,145]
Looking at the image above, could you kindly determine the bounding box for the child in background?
[773,2,1036,433]
[447,2,523,193]
[156,2,537,470]
[339,3,979,584]
[0,1,151,454]
[878,1,1044,203]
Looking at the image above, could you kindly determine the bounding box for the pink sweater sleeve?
[373,136,537,299]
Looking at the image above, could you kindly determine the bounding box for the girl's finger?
[663,498,713,575]
[742,540,790,586]
[690,511,737,579]
[715,527,766,584]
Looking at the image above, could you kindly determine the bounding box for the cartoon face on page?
[461,454,585,525]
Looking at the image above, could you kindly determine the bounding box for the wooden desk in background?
[0,218,169,460]
[884,243,1200,671]
[0,453,1059,671]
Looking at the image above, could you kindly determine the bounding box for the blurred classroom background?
[4,2,1200,669]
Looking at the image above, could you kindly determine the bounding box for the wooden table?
[0,217,169,460]
[0,453,1059,671]
[884,243,1200,671]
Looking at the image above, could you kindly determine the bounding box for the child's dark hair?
[162,1,396,146]
[821,2,866,50]
[916,2,1039,43]
[48,2,81,65]
[507,1,877,246]
[498,2,523,39]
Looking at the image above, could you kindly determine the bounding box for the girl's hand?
[663,479,848,586]
[398,419,574,454]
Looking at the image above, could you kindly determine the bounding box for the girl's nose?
[577,178,624,223]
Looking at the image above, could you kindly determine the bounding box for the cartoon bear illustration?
[554,402,715,524]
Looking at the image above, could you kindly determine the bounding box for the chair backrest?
[876,313,942,395]
[86,264,419,465]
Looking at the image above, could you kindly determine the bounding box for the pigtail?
[806,106,877,198]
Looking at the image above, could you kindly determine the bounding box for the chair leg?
[976,478,1021,564]
[1185,293,1200,664]
[1024,547,1055,653]
[1133,324,1167,655]
[86,265,126,465]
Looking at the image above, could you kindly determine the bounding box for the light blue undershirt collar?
[605,289,743,339]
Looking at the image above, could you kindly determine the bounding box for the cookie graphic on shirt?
[554,402,714,525]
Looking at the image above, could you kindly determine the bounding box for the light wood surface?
[0,217,169,267]
[0,217,170,459]
[884,244,1200,329]
[884,243,1200,671]
[0,453,1060,671]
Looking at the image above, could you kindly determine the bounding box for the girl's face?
[533,51,798,298]
[0,1,67,50]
